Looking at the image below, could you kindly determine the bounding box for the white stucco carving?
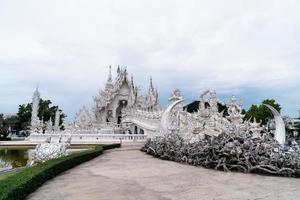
[31,135,72,164]
[30,87,42,133]
[264,104,286,145]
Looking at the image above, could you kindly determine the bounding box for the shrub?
[0,143,120,200]
[103,143,121,150]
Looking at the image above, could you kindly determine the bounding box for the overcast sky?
[0,0,300,120]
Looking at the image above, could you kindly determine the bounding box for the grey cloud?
[0,0,300,119]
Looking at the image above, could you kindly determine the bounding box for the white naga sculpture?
[264,104,286,145]
[30,135,72,164]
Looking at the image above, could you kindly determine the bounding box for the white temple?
[92,66,160,125]
[28,66,162,143]
[27,66,286,145]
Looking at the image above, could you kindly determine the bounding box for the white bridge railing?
[28,133,146,144]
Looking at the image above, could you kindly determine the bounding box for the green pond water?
[0,147,88,173]
[0,148,32,172]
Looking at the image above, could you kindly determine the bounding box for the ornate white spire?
[149,77,154,91]
[105,65,113,90]
[107,65,112,83]
[131,75,134,88]
[117,65,120,73]
[54,109,60,132]
[31,87,40,129]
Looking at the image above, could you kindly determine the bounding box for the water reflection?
[0,148,32,172]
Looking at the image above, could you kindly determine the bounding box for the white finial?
[108,65,112,82]
[54,109,61,132]
[150,77,153,90]
[34,84,40,95]
[131,74,134,86]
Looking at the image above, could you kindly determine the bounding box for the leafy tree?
[0,114,9,139]
[184,101,229,117]
[0,114,19,139]
[15,99,66,133]
[184,101,200,113]
[16,103,32,132]
[294,122,300,133]
[244,99,281,125]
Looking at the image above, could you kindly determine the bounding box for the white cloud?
[0,0,300,119]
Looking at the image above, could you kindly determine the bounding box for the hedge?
[103,143,121,150]
[0,143,121,200]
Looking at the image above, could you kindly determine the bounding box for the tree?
[244,99,281,125]
[294,122,300,135]
[184,100,229,116]
[0,114,19,139]
[0,114,9,139]
[15,98,66,133]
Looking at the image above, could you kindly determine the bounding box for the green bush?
[0,143,120,200]
[103,143,121,150]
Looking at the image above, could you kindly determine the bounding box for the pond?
[0,148,33,172]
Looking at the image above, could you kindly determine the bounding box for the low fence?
[28,133,146,144]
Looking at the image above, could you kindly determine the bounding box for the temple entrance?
[106,110,113,122]
[116,100,128,124]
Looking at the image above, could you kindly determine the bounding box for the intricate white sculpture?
[0,160,12,172]
[167,89,184,132]
[74,106,93,129]
[160,99,184,133]
[158,90,285,145]
[169,89,183,103]
[30,87,42,132]
[227,95,244,125]
[264,104,286,145]
[45,118,53,133]
[147,77,160,111]
[54,109,61,132]
[31,135,72,164]
[249,118,263,139]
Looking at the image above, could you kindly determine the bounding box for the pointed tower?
[108,65,112,82]
[149,77,154,91]
[147,77,159,111]
[105,65,113,90]
[130,75,134,88]
[31,87,40,130]
[54,109,61,132]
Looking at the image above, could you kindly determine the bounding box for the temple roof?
[94,66,135,110]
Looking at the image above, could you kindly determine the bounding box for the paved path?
[27,146,300,200]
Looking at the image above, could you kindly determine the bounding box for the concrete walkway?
[27,146,300,200]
